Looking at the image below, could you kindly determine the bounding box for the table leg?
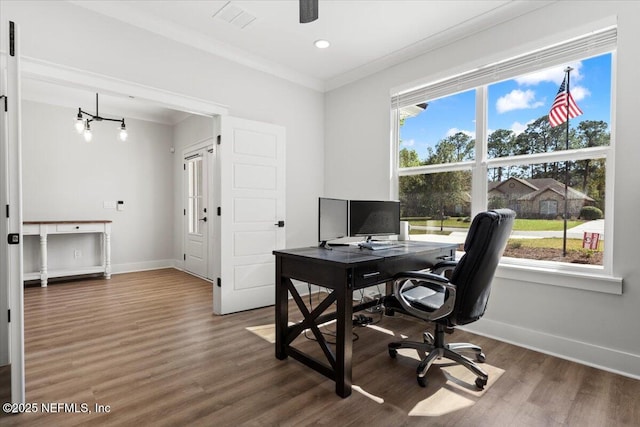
[275,256,288,360]
[39,233,48,287]
[335,273,353,397]
[104,232,112,279]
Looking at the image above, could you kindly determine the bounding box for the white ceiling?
[71,0,552,92]
[23,0,553,124]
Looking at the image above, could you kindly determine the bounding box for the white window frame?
[392,27,622,294]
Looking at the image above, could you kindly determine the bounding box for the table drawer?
[353,263,388,287]
[56,223,104,233]
[22,224,40,235]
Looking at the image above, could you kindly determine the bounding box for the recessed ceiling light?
[314,39,330,49]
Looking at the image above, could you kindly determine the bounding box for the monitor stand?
[318,241,333,250]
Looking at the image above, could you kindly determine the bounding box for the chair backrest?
[448,209,515,325]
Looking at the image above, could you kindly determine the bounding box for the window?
[186,156,203,234]
[393,28,615,273]
[539,200,558,217]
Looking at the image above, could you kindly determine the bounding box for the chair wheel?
[388,348,397,358]
[417,376,427,387]
[476,352,486,363]
[475,377,487,389]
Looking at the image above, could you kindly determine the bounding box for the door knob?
[199,217,207,222]
[274,220,285,227]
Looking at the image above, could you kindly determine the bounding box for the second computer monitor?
[318,197,349,246]
[349,200,400,239]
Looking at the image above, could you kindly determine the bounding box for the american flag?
[548,75,583,127]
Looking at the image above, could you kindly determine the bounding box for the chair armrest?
[432,260,457,273]
[392,271,457,321]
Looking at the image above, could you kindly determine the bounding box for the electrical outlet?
[74,250,82,259]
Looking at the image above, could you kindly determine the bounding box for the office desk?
[273,241,457,398]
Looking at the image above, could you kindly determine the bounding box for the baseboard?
[461,318,640,381]
[111,259,175,275]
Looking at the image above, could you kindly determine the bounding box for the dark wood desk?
[273,241,457,398]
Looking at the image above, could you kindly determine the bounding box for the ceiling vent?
[212,2,256,29]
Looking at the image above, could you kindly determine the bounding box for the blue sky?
[400,53,612,160]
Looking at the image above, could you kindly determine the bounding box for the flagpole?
[562,66,573,257]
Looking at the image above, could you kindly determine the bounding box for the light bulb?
[118,120,128,141]
[83,122,92,142]
[75,110,84,134]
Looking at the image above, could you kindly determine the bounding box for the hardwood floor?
[1,268,639,426]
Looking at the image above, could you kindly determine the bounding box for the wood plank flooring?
[1,268,639,426]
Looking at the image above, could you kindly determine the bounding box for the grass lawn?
[405,217,587,231]
[508,237,603,252]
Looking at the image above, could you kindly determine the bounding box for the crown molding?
[324,0,555,92]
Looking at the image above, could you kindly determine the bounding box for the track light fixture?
[75,93,128,142]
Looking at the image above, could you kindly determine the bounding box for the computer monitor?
[318,197,348,247]
[349,200,401,240]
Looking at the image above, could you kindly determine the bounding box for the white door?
[214,117,285,314]
[184,147,211,279]
[0,18,25,404]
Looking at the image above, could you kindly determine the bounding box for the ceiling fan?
[299,0,318,23]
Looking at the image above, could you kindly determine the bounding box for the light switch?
[117,200,125,211]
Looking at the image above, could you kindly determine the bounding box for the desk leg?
[275,256,288,360]
[39,233,48,287]
[335,272,353,398]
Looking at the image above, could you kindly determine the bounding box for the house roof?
[488,177,594,201]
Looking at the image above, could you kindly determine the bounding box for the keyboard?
[358,241,402,251]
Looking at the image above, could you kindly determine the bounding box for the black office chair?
[386,209,515,389]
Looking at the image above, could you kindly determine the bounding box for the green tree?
[399,147,421,168]
[575,120,609,203]
[488,129,515,180]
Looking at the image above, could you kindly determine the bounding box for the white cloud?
[401,138,415,147]
[510,121,530,136]
[496,89,544,113]
[516,61,583,86]
[446,128,475,139]
[569,85,590,101]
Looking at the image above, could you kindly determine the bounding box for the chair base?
[388,324,488,389]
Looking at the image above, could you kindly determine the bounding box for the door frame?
[182,138,215,280]
[11,58,228,404]
[1,18,25,404]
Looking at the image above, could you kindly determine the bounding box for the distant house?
[488,177,595,219]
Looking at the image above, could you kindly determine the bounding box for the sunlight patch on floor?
[365,323,396,336]
[408,362,505,416]
[409,386,475,416]
[353,385,385,404]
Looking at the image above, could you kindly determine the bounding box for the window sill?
[495,261,622,295]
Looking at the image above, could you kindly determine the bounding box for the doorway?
[183,142,214,279]
[9,57,227,404]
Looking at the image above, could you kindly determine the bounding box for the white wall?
[325,1,640,378]
[5,0,324,251]
[21,100,175,273]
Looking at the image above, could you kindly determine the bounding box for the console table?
[23,220,112,287]
[274,241,457,398]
